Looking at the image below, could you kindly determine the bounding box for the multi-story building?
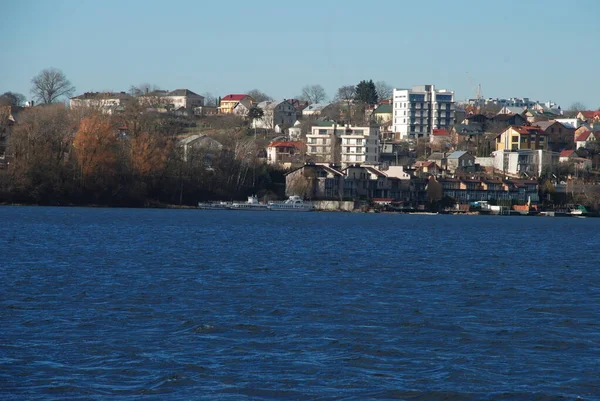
[495,126,550,152]
[219,94,253,114]
[306,123,379,167]
[252,100,297,130]
[392,85,454,139]
[70,92,133,114]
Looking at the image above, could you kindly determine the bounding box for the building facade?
[392,85,455,139]
[306,123,379,167]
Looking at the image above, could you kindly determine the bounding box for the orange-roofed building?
[266,141,305,167]
[219,94,253,114]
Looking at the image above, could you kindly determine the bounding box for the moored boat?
[197,201,231,210]
[268,195,314,212]
[229,195,269,211]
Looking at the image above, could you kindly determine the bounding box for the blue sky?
[2,0,599,108]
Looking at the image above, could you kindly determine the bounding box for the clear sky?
[2,0,599,108]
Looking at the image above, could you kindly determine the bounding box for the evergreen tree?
[354,79,378,105]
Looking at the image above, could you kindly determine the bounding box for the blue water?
[1,207,599,400]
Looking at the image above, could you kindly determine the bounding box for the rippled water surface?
[1,206,599,400]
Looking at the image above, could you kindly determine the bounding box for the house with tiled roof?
[496,125,549,151]
[219,94,253,114]
[575,130,597,149]
[266,141,305,167]
[447,151,476,173]
[576,110,600,122]
[302,103,329,117]
[534,120,575,152]
[373,104,392,124]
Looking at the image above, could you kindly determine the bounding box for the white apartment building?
[306,123,379,167]
[392,85,455,139]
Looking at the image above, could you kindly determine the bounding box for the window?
[512,135,519,142]
[319,129,327,135]
[310,146,316,153]
[356,139,363,145]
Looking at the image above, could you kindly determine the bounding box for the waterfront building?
[306,122,379,167]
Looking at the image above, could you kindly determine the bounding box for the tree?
[130,132,170,176]
[30,68,75,104]
[301,84,327,104]
[374,81,393,102]
[355,80,378,105]
[202,92,217,107]
[247,106,264,137]
[569,102,586,112]
[335,85,356,124]
[0,92,26,107]
[73,115,118,182]
[247,89,271,103]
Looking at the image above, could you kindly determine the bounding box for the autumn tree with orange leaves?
[73,115,118,184]
[130,132,171,177]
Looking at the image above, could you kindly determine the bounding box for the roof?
[414,161,438,168]
[222,94,249,101]
[576,131,592,142]
[428,152,446,160]
[256,100,291,110]
[535,120,563,131]
[374,104,392,114]
[499,106,525,115]
[560,150,575,158]
[447,151,470,159]
[71,91,132,100]
[432,128,449,136]
[179,134,223,149]
[493,113,524,122]
[167,89,202,97]
[303,103,329,112]
[313,120,336,127]
[267,141,305,149]
[507,125,546,135]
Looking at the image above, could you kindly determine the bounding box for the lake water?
[1,207,599,400]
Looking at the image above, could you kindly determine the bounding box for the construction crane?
[466,72,482,100]
[466,72,482,113]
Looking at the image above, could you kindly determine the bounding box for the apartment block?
[392,85,455,139]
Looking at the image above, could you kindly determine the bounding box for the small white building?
[288,120,302,140]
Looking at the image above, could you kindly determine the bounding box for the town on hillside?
[1,71,600,213]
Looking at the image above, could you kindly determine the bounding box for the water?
[1,207,599,400]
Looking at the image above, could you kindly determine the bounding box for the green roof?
[374,104,392,114]
[313,120,336,127]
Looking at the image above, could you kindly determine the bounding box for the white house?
[575,130,597,149]
[70,92,133,114]
[252,100,296,129]
[392,85,455,139]
[288,120,302,140]
[139,89,204,113]
[302,103,329,117]
[497,106,526,115]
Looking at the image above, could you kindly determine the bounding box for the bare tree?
[375,81,393,102]
[569,102,587,112]
[202,92,217,107]
[30,68,76,104]
[301,84,327,104]
[247,89,272,103]
[335,85,356,124]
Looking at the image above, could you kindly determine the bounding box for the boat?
[229,195,269,211]
[197,201,231,210]
[268,195,314,212]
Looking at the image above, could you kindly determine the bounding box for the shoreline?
[1,202,597,217]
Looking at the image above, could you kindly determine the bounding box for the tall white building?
[306,123,379,167]
[392,85,455,139]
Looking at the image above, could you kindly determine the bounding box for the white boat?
[229,195,269,211]
[568,208,583,216]
[268,196,314,212]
